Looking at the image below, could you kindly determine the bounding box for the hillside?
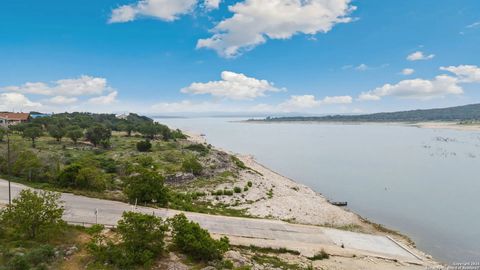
[255,103,480,123]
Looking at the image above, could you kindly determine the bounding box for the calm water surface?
[157,117,480,263]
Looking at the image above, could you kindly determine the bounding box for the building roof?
[0,112,30,121]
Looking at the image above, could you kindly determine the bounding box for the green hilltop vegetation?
[0,112,318,269]
[253,103,480,123]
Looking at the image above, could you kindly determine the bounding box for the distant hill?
[254,103,480,123]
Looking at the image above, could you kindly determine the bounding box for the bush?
[234,187,242,193]
[184,143,209,156]
[7,255,29,270]
[57,164,107,191]
[223,190,234,196]
[244,187,249,192]
[182,156,203,176]
[87,212,167,268]
[26,245,55,265]
[247,181,253,187]
[123,168,168,205]
[214,190,224,196]
[136,140,152,152]
[309,249,330,260]
[231,156,247,169]
[0,190,64,240]
[170,214,229,261]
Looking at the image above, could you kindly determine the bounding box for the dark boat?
[329,201,348,206]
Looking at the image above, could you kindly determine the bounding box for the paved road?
[0,179,423,263]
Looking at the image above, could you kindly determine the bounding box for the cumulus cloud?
[2,75,109,97]
[48,96,78,105]
[181,71,282,100]
[440,65,480,83]
[0,93,42,111]
[109,0,215,23]
[197,0,355,58]
[278,95,352,111]
[358,75,462,101]
[401,68,415,75]
[88,91,118,105]
[204,0,221,10]
[407,51,435,61]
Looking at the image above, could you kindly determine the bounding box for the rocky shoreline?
[184,131,441,269]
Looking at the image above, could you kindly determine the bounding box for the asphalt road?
[0,179,423,263]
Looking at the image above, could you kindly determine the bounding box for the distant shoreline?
[243,120,480,132]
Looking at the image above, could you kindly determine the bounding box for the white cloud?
[278,94,352,111]
[355,64,369,71]
[181,71,282,100]
[197,0,355,58]
[88,91,118,105]
[2,75,109,97]
[48,96,78,105]
[204,0,221,10]
[321,95,352,104]
[0,93,42,111]
[401,68,415,75]
[440,65,480,83]
[280,95,319,109]
[407,51,435,61]
[109,0,199,23]
[466,21,480,29]
[358,75,462,101]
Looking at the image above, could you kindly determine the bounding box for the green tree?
[22,126,43,148]
[75,167,107,191]
[117,212,167,265]
[87,212,167,268]
[118,122,135,137]
[170,213,229,261]
[12,150,43,181]
[66,126,84,145]
[48,124,66,142]
[0,190,64,239]
[57,164,81,187]
[85,124,111,148]
[182,156,203,176]
[124,168,168,205]
[138,123,160,140]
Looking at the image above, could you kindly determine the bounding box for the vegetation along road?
[0,179,422,264]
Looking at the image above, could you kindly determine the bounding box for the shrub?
[7,255,29,270]
[247,181,253,187]
[184,143,209,156]
[170,214,229,261]
[87,212,167,268]
[0,190,64,240]
[234,187,242,193]
[123,168,168,205]
[231,156,247,169]
[214,190,224,196]
[182,156,203,176]
[26,244,55,265]
[244,187,249,192]
[309,249,330,260]
[136,140,152,152]
[223,190,234,196]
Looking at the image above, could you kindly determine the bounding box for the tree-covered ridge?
[255,103,480,123]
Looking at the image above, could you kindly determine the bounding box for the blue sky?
[1,0,480,115]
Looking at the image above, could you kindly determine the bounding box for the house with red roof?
[0,112,30,128]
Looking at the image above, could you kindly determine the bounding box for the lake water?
[157,117,480,263]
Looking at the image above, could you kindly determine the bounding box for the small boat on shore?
[329,201,348,206]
